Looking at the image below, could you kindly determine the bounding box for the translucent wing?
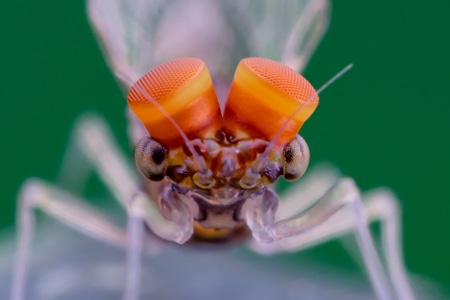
[88,0,329,88]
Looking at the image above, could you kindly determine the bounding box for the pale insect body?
[11,1,417,300]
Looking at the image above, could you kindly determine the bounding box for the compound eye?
[223,57,318,145]
[135,136,168,181]
[282,135,310,181]
[127,58,221,148]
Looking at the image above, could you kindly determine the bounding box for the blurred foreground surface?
[0,219,446,300]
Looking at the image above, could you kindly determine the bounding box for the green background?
[1,0,449,294]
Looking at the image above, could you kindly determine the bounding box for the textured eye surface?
[283,135,310,181]
[223,57,318,145]
[135,136,169,181]
[127,57,221,147]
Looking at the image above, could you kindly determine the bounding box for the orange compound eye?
[127,58,221,147]
[223,57,319,145]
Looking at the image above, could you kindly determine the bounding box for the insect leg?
[246,178,414,300]
[11,179,128,300]
[70,113,199,299]
[58,113,141,208]
[276,163,340,220]
[123,212,144,300]
[12,114,157,300]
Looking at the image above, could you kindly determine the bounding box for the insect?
[10,0,416,299]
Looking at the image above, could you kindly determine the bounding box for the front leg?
[11,179,129,300]
[11,114,184,300]
[245,179,414,300]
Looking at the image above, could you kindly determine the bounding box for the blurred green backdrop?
[1,0,449,294]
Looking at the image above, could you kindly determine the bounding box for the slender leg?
[12,114,145,300]
[11,179,128,300]
[60,113,189,242]
[246,178,415,300]
[67,114,194,300]
[123,213,144,300]
[120,186,195,300]
[364,189,414,300]
[13,114,193,300]
[58,113,141,207]
[276,163,340,220]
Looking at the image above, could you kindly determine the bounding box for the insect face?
[128,57,317,198]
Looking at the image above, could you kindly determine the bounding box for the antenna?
[252,64,354,174]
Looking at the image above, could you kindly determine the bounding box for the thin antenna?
[253,64,354,173]
[119,71,210,175]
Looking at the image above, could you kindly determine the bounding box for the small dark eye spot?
[135,136,169,181]
[282,135,310,181]
[152,146,167,164]
[284,147,294,163]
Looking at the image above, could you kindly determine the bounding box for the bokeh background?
[1,0,449,295]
